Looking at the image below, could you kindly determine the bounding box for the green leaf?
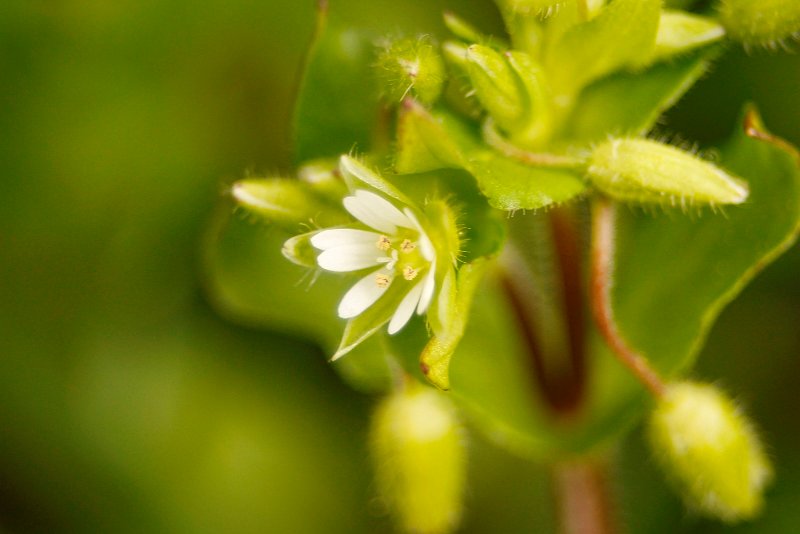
[292,4,379,164]
[394,105,587,210]
[390,107,800,458]
[561,46,717,145]
[583,106,800,448]
[544,0,660,97]
[468,150,587,211]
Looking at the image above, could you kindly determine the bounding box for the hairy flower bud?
[370,384,466,534]
[232,178,327,226]
[376,36,446,105]
[647,382,773,522]
[465,45,550,148]
[718,0,800,47]
[587,138,749,206]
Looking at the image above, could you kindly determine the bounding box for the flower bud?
[465,45,550,147]
[376,36,446,105]
[718,0,800,47]
[587,138,748,206]
[647,382,773,522]
[370,384,466,534]
[232,178,327,225]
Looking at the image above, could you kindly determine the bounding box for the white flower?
[311,189,437,335]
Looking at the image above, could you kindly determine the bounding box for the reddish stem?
[590,197,666,398]
[552,460,615,534]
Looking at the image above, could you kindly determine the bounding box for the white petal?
[343,190,415,234]
[338,268,392,319]
[343,195,397,234]
[403,208,436,261]
[310,229,381,250]
[354,190,413,229]
[388,280,425,334]
[416,260,436,314]
[317,245,381,272]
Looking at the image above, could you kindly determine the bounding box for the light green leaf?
[468,150,587,211]
[292,4,379,164]
[544,0,660,97]
[561,46,718,144]
[394,105,587,210]
[583,106,800,449]
[389,107,800,458]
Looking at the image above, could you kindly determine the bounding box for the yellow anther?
[376,273,391,288]
[376,235,392,251]
[400,239,416,253]
[402,265,418,281]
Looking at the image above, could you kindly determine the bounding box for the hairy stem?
[590,197,666,398]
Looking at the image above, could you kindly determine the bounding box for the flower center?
[374,232,429,287]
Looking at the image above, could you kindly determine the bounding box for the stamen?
[402,265,418,281]
[375,273,391,288]
[376,235,392,251]
[400,239,416,253]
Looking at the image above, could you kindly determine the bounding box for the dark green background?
[0,1,797,531]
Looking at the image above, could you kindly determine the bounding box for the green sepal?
[544,0,660,97]
[281,231,320,268]
[651,10,725,62]
[339,155,413,205]
[505,50,552,148]
[332,279,410,361]
[465,44,528,135]
[421,258,492,390]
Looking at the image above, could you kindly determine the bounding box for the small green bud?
[652,11,725,61]
[376,36,446,105]
[648,382,773,522]
[587,138,749,206]
[718,0,800,47]
[232,178,326,225]
[281,232,318,268]
[370,384,466,534]
[465,44,524,132]
[465,45,550,148]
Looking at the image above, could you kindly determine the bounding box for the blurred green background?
[0,0,798,532]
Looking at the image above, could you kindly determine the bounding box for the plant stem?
[482,119,583,168]
[590,197,666,398]
[552,459,615,534]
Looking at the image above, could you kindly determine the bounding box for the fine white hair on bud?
[586,138,749,207]
[647,382,773,522]
[375,36,446,105]
[717,0,800,48]
[369,384,466,534]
